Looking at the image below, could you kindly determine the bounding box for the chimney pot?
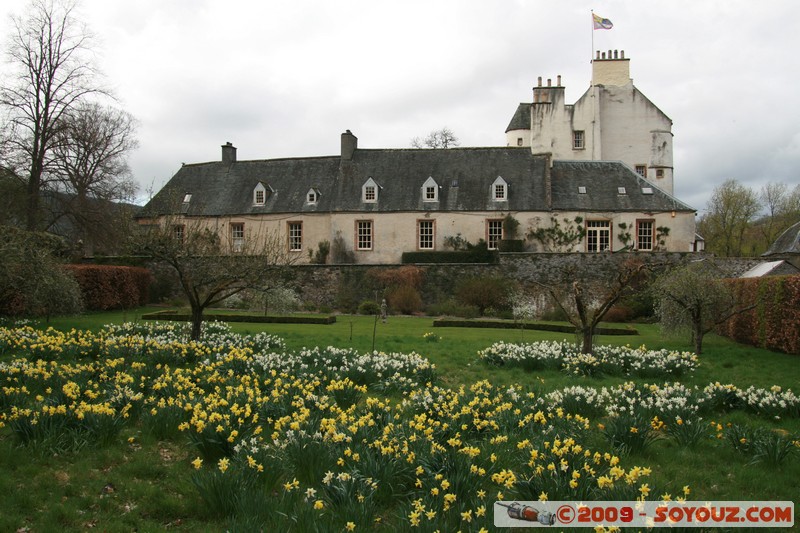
[608,49,612,58]
[557,75,562,86]
[620,50,625,59]
[547,78,551,87]
[601,51,606,59]
[537,76,542,87]
[596,50,601,59]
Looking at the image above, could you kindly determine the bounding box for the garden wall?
[286,252,693,310]
[717,275,800,355]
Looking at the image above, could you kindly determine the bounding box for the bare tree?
[132,214,293,340]
[50,102,138,255]
[0,0,104,230]
[759,182,800,247]
[652,260,756,354]
[411,127,460,149]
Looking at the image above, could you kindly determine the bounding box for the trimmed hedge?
[432,318,638,336]
[141,310,336,325]
[65,265,152,311]
[718,275,800,355]
[402,249,499,264]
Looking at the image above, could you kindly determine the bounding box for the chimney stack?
[592,49,632,86]
[341,130,358,160]
[221,142,237,165]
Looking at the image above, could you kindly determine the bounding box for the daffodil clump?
[479,341,698,378]
[246,346,436,392]
[3,323,797,530]
[0,322,680,531]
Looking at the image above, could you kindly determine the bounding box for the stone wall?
[286,252,697,309]
[138,252,777,310]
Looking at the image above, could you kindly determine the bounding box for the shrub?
[65,265,152,311]
[367,265,425,290]
[454,276,511,316]
[358,300,380,315]
[0,227,83,318]
[336,270,369,313]
[426,299,480,318]
[603,304,634,323]
[386,285,423,315]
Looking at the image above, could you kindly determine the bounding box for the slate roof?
[138,147,694,218]
[505,103,531,132]
[763,220,800,256]
[550,161,693,213]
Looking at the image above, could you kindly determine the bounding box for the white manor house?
[138,50,699,263]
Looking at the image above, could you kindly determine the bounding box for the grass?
[5,309,800,531]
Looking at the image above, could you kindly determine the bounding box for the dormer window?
[362,177,379,203]
[307,188,319,205]
[253,182,271,206]
[492,176,508,201]
[422,177,439,202]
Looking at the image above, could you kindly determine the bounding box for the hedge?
[432,318,638,336]
[718,275,800,355]
[141,310,336,325]
[402,249,499,264]
[65,265,152,311]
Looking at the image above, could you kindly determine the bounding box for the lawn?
[2,309,798,531]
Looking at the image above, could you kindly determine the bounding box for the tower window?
[573,130,585,149]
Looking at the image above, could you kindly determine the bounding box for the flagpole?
[590,9,594,81]
[590,10,596,159]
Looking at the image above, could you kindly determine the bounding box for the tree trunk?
[580,327,594,354]
[693,322,704,355]
[190,305,204,341]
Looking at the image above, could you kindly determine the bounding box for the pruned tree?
[410,127,460,149]
[532,255,655,353]
[652,261,755,354]
[131,215,293,340]
[49,102,138,255]
[1,0,106,231]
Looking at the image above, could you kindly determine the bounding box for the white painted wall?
[506,54,675,195]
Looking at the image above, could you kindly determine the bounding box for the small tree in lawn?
[533,255,653,354]
[132,216,291,340]
[652,261,755,354]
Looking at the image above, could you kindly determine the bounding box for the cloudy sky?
[1,0,798,212]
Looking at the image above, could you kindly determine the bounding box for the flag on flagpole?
[593,13,613,30]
